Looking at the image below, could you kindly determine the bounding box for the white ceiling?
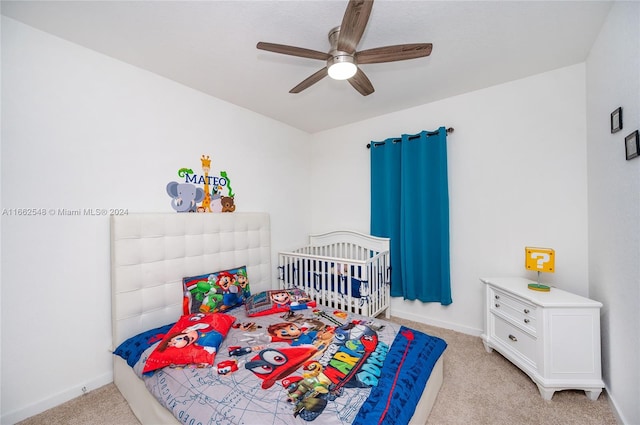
[1,0,613,133]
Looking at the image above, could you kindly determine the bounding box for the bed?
[278,231,391,319]
[111,212,446,425]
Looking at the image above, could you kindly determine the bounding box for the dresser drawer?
[490,288,537,334]
[492,314,537,367]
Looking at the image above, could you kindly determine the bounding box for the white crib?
[278,230,391,318]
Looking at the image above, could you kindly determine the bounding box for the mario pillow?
[142,312,236,374]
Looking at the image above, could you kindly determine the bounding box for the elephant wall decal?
[166,181,205,213]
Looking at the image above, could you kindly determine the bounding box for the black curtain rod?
[366,127,454,149]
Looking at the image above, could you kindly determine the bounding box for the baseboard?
[1,372,113,425]
[390,309,483,337]
[605,385,628,425]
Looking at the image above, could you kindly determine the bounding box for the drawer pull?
[494,295,500,300]
[524,308,530,314]
[495,303,500,308]
[508,334,518,342]
[524,318,530,324]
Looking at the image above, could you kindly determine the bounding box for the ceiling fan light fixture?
[327,54,357,80]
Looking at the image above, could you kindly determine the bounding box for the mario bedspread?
[136,306,446,425]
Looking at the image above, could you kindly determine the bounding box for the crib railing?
[278,247,390,318]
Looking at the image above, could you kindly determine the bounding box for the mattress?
[114,352,443,425]
[114,305,446,425]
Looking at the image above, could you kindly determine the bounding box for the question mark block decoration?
[525,247,555,273]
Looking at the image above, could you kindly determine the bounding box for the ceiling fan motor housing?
[327,26,357,80]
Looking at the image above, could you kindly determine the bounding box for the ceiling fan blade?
[348,68,374,96]
[257,42,330,61]
[356,43,433,64]
[290,67,329,93]
[337,0,374,53]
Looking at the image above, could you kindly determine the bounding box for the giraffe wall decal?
[200,155,212,212]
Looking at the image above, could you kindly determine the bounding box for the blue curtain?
[370,127,452,305]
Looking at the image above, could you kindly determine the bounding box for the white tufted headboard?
[110,212,271,349]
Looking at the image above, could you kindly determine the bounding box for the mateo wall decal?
[166,154,236,213]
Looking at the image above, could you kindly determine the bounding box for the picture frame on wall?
[625,130,639,160]
[611,107,623,133]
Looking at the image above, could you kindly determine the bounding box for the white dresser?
[480,277,604,400]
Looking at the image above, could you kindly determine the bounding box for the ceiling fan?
[256,0,432,96]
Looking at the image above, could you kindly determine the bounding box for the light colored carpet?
[18,317,618,425]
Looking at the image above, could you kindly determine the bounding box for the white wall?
[586,2,640,425]
[310,64,589,335]
[3,3,639,424]
[0,17,313,424]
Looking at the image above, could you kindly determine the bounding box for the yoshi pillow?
[182,266,250,315]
